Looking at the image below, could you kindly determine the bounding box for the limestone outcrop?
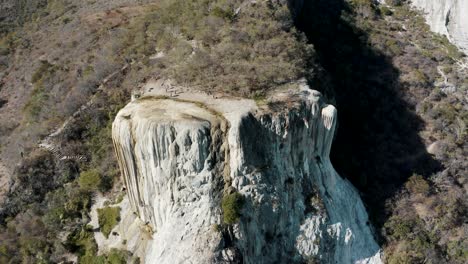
[410,0,468,53]
[112,82,382,263]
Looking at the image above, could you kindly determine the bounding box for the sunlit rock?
[410,0,468,53]
[112,84,382,264]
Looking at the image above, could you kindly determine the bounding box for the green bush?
[380,6,393,16]
[79,255,106,264]
[66,226,137,263]
[385,217,414,240]
[97,207,121,238]
[106,249,130,264]
[78,169,101,191]
[211,6,235,21]
[65,227,97,256]
[221,192,244,225]
[43,186,92,229]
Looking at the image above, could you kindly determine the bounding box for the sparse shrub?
[43,186,91,230]
[66,227,100,261]
[434,102,458,123]
[351,0,377,18]
[386,0,402,6]
[385,39,402,55]
[97,206,121,238]
[62,16,71,24]
[31,61,56,83]
[385,217,414,240]
[447,240,468,261]
[221,192,244,225]
[106,248,132,264]
[23,80,48,119]
[24,61,60,120]
[212,223,222,233]
[16,150,56,200]
[82,65,94,77]
[0,33,16,56]
[405,174,430,195]
[380,6,393,16]
[211,6,235,21]
[78,169,101,191]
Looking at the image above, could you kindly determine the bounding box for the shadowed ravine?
[293,0,442,231]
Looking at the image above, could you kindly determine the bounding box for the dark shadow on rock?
[235,108,382,262]
[0,99,7,108]
[293,0,442,234]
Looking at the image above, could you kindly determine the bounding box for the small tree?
[78,169,101,191]
[221,192,244,225]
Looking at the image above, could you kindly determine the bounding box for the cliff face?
[112,83,382,264]
[410,0,468,53]
[113,98,228,263]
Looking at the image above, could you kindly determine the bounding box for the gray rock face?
[112,86,382,263]
[113,99,228,263]
[410,0,468,53]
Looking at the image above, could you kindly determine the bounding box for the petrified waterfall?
[112,84,382,264]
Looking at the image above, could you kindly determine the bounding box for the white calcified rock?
[112,84,382,263]
[410,0,468,53]
[113,98,228,263]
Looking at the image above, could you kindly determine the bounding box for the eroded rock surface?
[112,84,382,263]
[410,0,468,53]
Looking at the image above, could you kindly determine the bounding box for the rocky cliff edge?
[111,80,382,264]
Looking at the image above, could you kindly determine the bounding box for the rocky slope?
[112,82,382,263]
[410,0,468,53]
[1,0,466,263]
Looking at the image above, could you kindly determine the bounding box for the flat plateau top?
[118,98,218,124]
[136,78,323,121]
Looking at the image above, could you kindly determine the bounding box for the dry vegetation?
[0,0,314,262]
[0,0,466,263]
[340,1,467,263]
[116,0,314,96]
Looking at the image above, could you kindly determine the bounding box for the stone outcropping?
[410,0,468,53]
[112,82,382,263]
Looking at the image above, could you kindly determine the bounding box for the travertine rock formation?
[410,0,468,53]
[112,83,382,263]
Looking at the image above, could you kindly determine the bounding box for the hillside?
[0,0,466,263]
